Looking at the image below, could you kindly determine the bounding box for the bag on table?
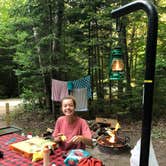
[78,156,104,166]
[64,149,90,166]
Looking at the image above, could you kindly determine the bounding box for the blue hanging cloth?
[67,75,92,99]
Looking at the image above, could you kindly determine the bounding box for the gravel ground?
[0,99,22,127]
[87,129,165,166]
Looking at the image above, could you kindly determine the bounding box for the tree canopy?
[0,0,165,118]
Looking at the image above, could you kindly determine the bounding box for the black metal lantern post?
[111,0,158,165]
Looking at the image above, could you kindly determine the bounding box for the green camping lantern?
[109,47,124,80]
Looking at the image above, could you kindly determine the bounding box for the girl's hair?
[61,95,76,108]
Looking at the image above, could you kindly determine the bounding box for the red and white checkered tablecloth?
[0,133,65,166]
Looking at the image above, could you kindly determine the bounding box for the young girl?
[52,96,92,150]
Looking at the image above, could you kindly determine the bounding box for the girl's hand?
[68,135,92,146]
[54,133,66,142]
[70,135,83,144]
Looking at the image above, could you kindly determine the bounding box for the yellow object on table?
[9,136,56,159]
[32,151,43,162]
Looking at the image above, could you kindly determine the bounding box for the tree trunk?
[121,23,131,93]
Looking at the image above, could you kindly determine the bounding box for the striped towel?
[70,75,92,99]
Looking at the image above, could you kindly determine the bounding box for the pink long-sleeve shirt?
[52,116,92,150]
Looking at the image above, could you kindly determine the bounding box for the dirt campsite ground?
[0,99,165,166]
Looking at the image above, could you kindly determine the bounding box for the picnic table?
[0,133,66,166]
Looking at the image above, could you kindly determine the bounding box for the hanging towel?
[71,88,88,111]
[67,81,73,91]
[51,79,68,101]
[70,75,92,99]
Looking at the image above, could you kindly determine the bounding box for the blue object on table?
[64,149,90,166]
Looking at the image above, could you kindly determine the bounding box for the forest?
[0,0,165,119]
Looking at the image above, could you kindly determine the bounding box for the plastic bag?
[64,149,90,166]
[130,138,159,166]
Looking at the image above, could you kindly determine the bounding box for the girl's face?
[62,99,75,116]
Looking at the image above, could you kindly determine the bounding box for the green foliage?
[19,88,43,111]
[0,0,165,119]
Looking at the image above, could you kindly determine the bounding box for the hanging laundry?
[67,81,73,95]
[68,75,92,99]
[67,81,73,91]
[71,88,88,112]
[51,79,68,101]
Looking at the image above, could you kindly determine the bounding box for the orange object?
[78,156,103,166]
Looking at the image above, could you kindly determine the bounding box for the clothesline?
[51,75,92,112]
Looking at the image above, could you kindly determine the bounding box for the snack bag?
[64,149,90,166]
